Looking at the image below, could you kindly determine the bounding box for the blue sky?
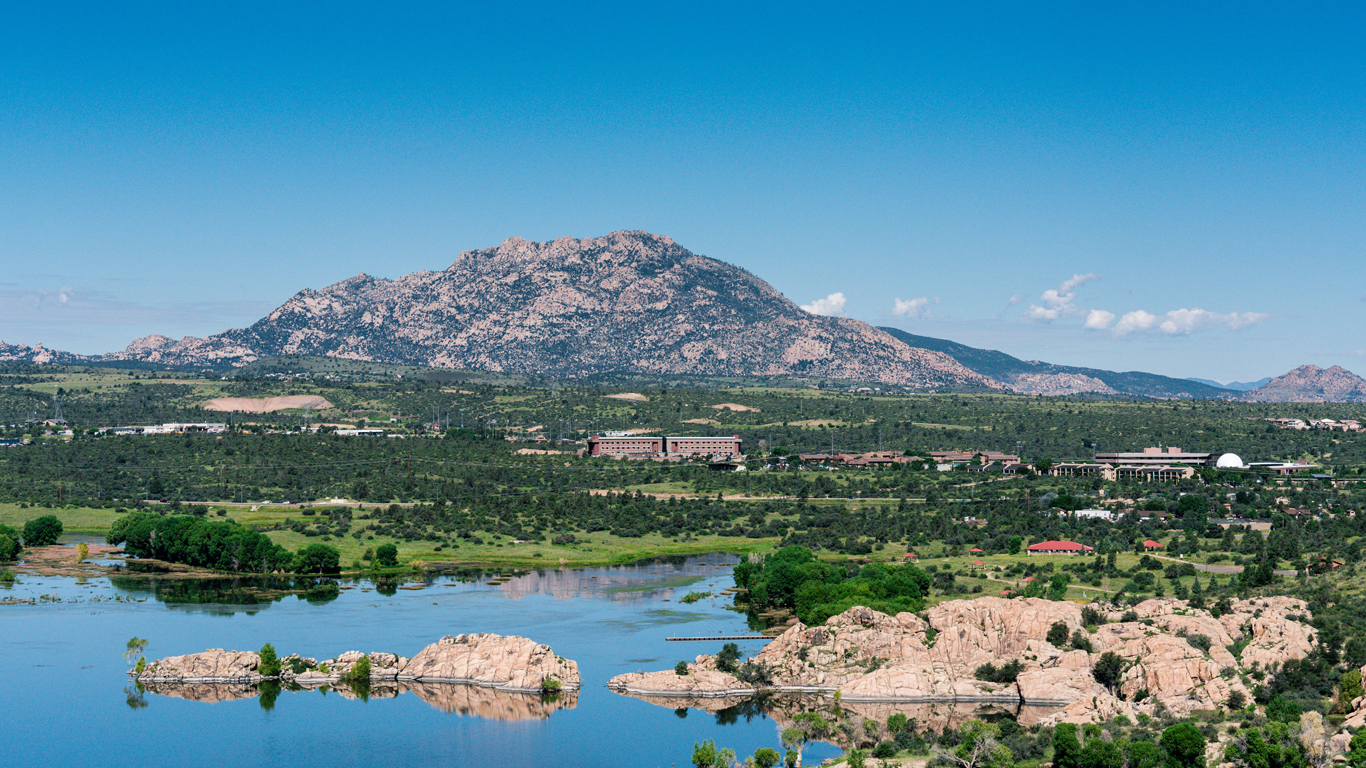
[2,2,1363,382]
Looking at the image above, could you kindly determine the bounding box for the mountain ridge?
[97,231,998,389]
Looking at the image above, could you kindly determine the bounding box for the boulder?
[138,649,263,683]
[398,633,580,692]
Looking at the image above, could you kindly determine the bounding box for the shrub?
[23,515,63,546]
[541,677,561,692]
[1081,606,1106,626]
[1070,630,1094,653]
[1047,621,1070,646]
[873,742,897,759]
[1121,610,1139,622]
[716,643,741,674]
[0,536,18,562]
[1186,634,1212,654]
[975,659,1025,684]
[675,661,690,675]
[1226,690,1246,710]
[342,655,371,682]
[258,643,281,677]
[374,543,399,567]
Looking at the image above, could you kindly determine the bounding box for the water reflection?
[108,575,342,612]
[139,679,578,720]
[620,691,1062,749]
[98,553,740,614]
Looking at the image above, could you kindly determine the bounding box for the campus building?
[587,434,742,458]
[1093,447,1214,467]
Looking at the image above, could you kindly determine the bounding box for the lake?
[4,545,1043,767]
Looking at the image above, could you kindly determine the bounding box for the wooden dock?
[665,635,772,641]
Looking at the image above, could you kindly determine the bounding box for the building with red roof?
[1026,540,1094,556]
[1142,539,1165,550]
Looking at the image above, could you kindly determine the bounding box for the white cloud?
[1113,310,1160,336]
[800,292,847,316]
[1021,273,1101,322]
[1103,308,1271,337]
[1007,294,1025,305]
[891,296,937,318]
[1083,309,1115,330]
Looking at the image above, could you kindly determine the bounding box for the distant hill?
[877,328,1235,399]
[98,232,996,389]
[1240,365,1366,403]
[1186,377,1270,392]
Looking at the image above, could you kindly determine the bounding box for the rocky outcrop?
[137,634,579,693]
[397,633,579,692]
[609,597,1317,725]
[139,649,265,683]
[1241,365,1366,403]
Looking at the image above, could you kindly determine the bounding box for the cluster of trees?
[107,513,339,574]
[0,515,64,560]
[732,545,931,626]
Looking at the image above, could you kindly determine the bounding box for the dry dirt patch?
[682,418,719,425]
[711,403,758,412]
[603,392,649,401]
[202,395,334,413]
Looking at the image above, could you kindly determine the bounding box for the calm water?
[5,548,847,768]
[5,544,1053,768]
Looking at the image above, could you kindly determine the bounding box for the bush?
[1047,621,1070,646]
[975,659,1025,684]
[1186,634,1212,654]
[1121,610,1139,622]
[1070,630,1094,653]
[374,543,399,567]
[258,643,281,677]
[716,643,741,674]
[873,742,897,759]
[23,515,63,546]
[0,534,18,562]
[341,654,371,682]
[676,661,689,675]
[1081,606,1106,626]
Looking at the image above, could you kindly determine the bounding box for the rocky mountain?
[1240,365,1366,403]
[878,328,1234,399]
[103,231,995,389]
[0,342,87,366]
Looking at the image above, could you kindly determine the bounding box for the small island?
[137,633,579,694]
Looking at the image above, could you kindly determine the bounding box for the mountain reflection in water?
[140,680,577,720]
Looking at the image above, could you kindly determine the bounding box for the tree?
[0,533,18,561]
[258,643,280,677]
[1047,621,1070,646]
[23,515,63,546]
[1127,741,1161,768]
[754,748,781,768]
[1080,739,1124,768]
[1092,652,1127,693]
[1299,711,1332,768]
[1159,722,1206,768]
[124,637,149,671]
[76,542,89,562]
[1348,729,1366,768]
[716,642,742,673]
[293,543,341,574]
[939,720,1011,768]
[1009,536,1023,555]
[342,654,371,682]
[692,739,736,768]
[1054,723,1082,768]
[375,543,399,567]
[676,661,690,675]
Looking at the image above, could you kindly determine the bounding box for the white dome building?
[1215,452,1245,469]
